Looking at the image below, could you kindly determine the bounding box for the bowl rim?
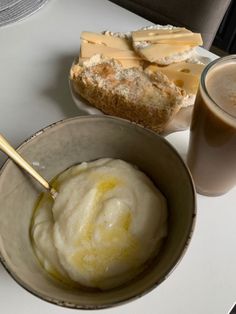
[0,115,196,310]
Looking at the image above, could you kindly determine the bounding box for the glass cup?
[187,55,236,196]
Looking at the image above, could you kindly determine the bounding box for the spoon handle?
[0,133,50,191]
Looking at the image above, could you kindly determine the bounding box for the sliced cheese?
[132,30,202,46]
[81,31,132,50]
[118,59,142,68]
[140,44,191,62]
[80,42,141,60]
[132,27,191,42]
[146,64,200,94]
[154,34,203,46]
[78,56,141,68]
[159,69,199,94]
[162,62,205,76]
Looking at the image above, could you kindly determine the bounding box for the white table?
[0,1,235,313]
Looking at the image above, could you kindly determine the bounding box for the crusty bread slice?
[70,54,185,133]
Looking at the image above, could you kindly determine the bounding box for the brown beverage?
[187,55,236,196]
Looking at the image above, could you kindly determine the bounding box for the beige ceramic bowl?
[0,116,196,309]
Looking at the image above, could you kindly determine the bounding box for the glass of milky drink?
[187,55,236,196]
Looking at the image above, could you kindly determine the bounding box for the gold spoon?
[0,133,57,199]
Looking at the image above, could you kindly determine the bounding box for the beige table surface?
[0,1,235,313]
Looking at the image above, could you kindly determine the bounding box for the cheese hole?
[174,79,184,88]
[180,68,190,73]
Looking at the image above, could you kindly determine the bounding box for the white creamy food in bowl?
[0,116,196,309]
[31,158,168,290]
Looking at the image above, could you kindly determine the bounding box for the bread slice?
[70,54,185,133]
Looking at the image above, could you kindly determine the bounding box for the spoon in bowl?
[0,133,57,199]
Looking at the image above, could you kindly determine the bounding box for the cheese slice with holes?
[139,44,191,62]
[80,32,132,50]
[162,62,205,76]
[146,64,201,94]
[132,30,202,46]
[158,70,199,94]
[132,27,191,41]
[80,42,141,60]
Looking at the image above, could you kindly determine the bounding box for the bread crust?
[70,55,185,133]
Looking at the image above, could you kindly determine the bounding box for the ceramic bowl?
[0,116,196,309]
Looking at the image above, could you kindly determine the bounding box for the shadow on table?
[42,54,80,118]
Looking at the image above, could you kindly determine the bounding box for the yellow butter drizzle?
[79,177,119,242]
[70,177,140,285]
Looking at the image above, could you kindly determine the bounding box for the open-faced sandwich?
[70,25,206,133]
